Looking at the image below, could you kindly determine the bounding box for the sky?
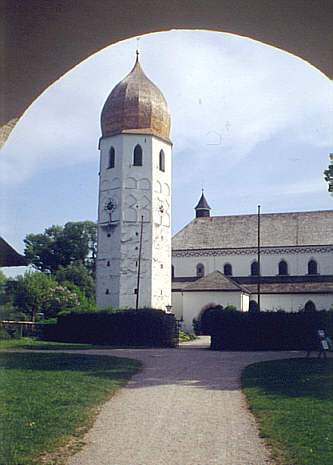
[1,30,332,277]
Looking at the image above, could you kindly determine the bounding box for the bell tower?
[96,53,172,310]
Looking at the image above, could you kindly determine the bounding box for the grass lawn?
[242,358,333,465]
[0,352,141,465]
[0,337,97,351]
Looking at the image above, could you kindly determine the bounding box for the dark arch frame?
[196,263,205,278]
[2,1,331,151]
[278,259,288,275]
[159,149,165,172]
[133,144,143,166]
[108,146,115,168]
[223,263,232,276]
[308,259,318,275]
[251,261,259,276]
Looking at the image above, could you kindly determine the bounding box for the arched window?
[133,144,143,166]
[171,265,175,279]
[304,300,316,312]
[196,263,205,278]
[108,146,115,168]
[224,263,232,276]
[159,149,165,172]
[278,260,288,275]
[251,261,259,276]
[308,259,318,275]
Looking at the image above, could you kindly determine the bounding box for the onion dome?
[195,190,211,218]
[101,53,170,140]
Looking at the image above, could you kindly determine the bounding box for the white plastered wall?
[172,249,333,278]
[96,133,172,310]
[251,293,333,312]
[180,291,248,333]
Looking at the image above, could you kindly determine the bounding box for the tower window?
[308,259,318,275]
[251,261,259,276]
[133,144,143,166]
[108,147,115,168]
[105,289,109,295]
[224,263,232,276]
[278,260,288,275]
[171,265,175,278]
[159,150,165,172]
[196,263,205,278]
[107,261,110,267]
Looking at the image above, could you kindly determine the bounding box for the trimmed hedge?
[201,309,333,350]
[40,309,178,347]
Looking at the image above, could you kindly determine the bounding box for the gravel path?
[66,337,304,465]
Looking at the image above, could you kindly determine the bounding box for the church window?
[171,265,175,278]
[108,147,115,168]
[308,259,318,275]
[251,261,259,276]
[196,263,205,278]
[133,144,143,166]
[105,289,109,294]
[304,300,316,312]
[107,261,110,267]
[159,150,165,172]
[224,263,232,276]
[278,260,288,275]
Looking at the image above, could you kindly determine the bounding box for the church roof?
[172,210,333,250]
[182,270,250,293]
[101,54,170,141]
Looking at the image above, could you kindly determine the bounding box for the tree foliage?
[11,271,97,321]
[24,221,97,275]
[55,263,95,298]
[324,153,333,195]
[12,271,58,321]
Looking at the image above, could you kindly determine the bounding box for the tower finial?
[136,38,140,60]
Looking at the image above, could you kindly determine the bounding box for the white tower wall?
[96,133,172,310]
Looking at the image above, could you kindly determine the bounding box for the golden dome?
[101,54,171,140]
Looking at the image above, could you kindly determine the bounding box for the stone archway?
[1,1,332,148]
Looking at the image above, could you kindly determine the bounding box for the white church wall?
[181,291,246,333]
[172,249,333,278]
[251,293,333,312]
[171,291,183,320]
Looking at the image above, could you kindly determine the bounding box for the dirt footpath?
[66,337,303,465]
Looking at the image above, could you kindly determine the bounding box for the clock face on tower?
[101,195,119,222]
[104,197,118,212]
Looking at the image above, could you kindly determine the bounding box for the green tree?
[324,153,333,195]
[24,221,97,275]
[12,271,58,321]
[55,263,95,298]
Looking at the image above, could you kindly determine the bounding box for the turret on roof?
[195,189,211,218]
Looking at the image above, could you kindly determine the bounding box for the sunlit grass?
[0,352,141,464]
[242,358,333,465]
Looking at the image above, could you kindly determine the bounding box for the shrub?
[39,308,178,347]
[204,309,333,350]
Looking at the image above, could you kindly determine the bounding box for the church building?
[172,192,333,332]
[96,54,333,333]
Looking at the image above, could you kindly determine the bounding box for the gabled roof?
[172,210,333,250]
[0,237,28,267]
[182,270,250,293]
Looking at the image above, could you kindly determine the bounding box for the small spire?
[136,38,140,61]
[195,190,211,218]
